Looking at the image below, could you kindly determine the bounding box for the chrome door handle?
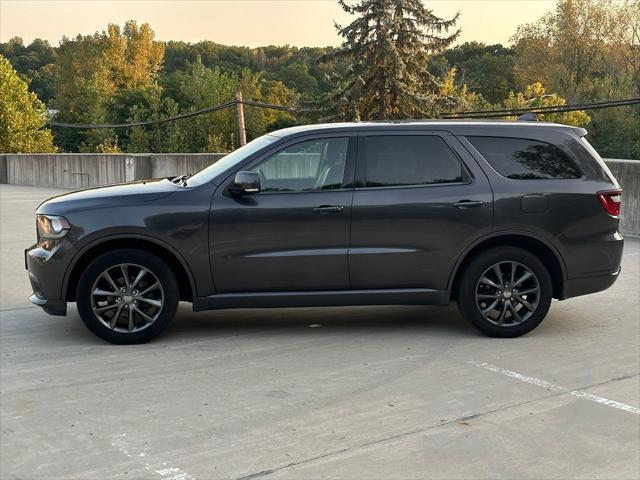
[313,205,344,213]
[453,200,484,209]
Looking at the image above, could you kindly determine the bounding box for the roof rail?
[517,113,538,122]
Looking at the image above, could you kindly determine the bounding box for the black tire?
[457,246,552,338]
[76,249,178,344]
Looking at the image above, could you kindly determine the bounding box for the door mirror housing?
[230,171,261,195]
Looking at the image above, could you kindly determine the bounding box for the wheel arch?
[63,234,196,302]
[448,231,567,301]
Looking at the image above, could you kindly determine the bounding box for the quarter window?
[364,136,465,188]
[252,137,349,192]
[467,136,581,180]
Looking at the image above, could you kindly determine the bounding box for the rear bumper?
[561,266,621,300]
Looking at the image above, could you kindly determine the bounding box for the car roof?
[269,120,584,138]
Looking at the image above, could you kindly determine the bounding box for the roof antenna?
[517,113,538,122]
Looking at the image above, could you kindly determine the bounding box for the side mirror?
[230,171,261,195]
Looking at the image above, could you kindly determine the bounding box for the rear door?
[349,131,493,291]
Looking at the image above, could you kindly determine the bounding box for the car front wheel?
[76,249,178,344]
[457,247,553,338]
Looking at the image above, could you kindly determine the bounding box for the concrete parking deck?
[1,185,639,479]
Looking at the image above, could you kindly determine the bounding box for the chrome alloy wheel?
[90,263,164,333]
[475,261,540,327]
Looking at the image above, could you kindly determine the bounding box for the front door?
[349,132,493,291]
[211,135,356,293]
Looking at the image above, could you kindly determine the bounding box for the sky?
[0,0,555,48]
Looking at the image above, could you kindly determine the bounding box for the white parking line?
[111,434,195,480]
[468,361,640,415]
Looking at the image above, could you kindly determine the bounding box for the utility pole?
[236,91,247,146]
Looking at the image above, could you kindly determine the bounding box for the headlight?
[36,215,71,239]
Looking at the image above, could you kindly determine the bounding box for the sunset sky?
[1,0,555,47]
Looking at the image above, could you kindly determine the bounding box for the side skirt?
[192,288,449,312]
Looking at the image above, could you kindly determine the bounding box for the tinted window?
[252,137,349,192]
[467,136,581,180]
[364,136,464,187]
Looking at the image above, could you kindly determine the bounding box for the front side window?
[467,136,582,180]
[252,137,349,192]
[364,136,465,188]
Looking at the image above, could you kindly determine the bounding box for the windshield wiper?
[171,173,192,186]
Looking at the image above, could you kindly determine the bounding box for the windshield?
[187,134,279,186]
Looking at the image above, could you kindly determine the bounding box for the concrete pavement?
[1,185,638,479]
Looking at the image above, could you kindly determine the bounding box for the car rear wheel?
[76,249,178,344]
[457,247,552,337]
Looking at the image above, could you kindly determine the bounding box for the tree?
[429,42,517,104]
[436,67,489,114]
[272,63,318,97]
[608,0,640,97]
[104,22,164,90]
[163,57,238,152]
[0,37,58,102]
[0,55,56,153]
[51,21,164,152]
[512,0,621,100]
[325,0,460,120]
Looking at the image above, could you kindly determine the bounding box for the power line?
[241,99,295,112]
[445,97,639,116]
[444,97,640,119]
[48,101,237,129]
[46,96,640,129]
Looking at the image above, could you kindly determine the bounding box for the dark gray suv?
[26,121,624,343]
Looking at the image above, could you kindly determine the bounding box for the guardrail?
[0,153,638,235]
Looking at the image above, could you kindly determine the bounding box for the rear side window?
[467,136,581,180]
[364,135,465,187]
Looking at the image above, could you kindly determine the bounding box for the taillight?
[597,190,622,217]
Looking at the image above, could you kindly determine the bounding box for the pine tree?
[324,0,460,120]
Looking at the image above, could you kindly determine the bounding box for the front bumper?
[25,240,75,316]
[28,291,67,316]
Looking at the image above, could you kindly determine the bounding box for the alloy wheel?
[475,261,540,327]
[90,263,164,333]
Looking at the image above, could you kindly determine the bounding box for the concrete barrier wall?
[0,153,225,189]
[149,154,226,178]
[0,153,638,234]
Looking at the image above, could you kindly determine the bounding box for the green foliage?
[272,63,318,98]
[0,54,56,153]
[50,20,164,152]
[95,135,122,153]
[430,42,517,104]
[0,37,57,102]
[436,67,490,114]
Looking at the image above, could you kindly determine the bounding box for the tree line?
[1,0,638,158]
